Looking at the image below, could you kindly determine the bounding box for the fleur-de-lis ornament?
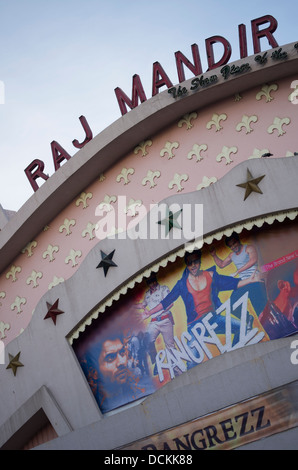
[216,146,237,165]
[134,140,153,156]
[43,245,59,262]
[267,117,290,136]
[142,170,161,188]
[206,113,227,132]
[256,83,278,102]
[26,270,43,288]
[178,112,198,130]
[160,141,179,159]
[11,296,27,314]
[6,265,21,282]
[59,218,76,236]
[82,222,98,240]
[169,173,189,192]
[76,192,93,209]
[187,144,207,162]
[21,241,37,257]
[116,168,135,185]
[236,115,258,134]
[65,249,82,267]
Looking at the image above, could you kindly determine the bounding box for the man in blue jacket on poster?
[145,249,261,349]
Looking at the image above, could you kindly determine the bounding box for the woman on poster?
[210,233,267,325]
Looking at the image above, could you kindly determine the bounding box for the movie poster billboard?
[73,222,298,415]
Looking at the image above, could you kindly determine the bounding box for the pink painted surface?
[0,75,297,345]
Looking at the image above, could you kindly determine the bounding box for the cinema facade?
[0,38,298,450]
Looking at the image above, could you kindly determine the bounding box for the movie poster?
[73,222,298,414]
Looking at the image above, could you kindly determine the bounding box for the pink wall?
[0,75,297,344]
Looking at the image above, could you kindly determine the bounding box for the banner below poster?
[121,381,298,450]
[73,222,298,414]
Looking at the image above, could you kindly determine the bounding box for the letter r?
[24,159,49,192]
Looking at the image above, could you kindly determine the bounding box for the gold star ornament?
[236,169,265,201]
[6,352,24,376]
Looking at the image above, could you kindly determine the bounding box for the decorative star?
[158,207,182,236]
[6,352,24,376]
[96,250,117,277]
[44,299,64,325]
[236,169,265,201]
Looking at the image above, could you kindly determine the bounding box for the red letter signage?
[175,44,203,83]
[72,115,93,149]
[152,62,173,96]
[205,35,232,70]
[24,14,282,193]
[24,159,49,192]
[114,74,147,116]
[238,24,248,59]
[51,141,72,172]
[251,15,279,54]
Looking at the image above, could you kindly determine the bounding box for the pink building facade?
[0,39,297,450]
